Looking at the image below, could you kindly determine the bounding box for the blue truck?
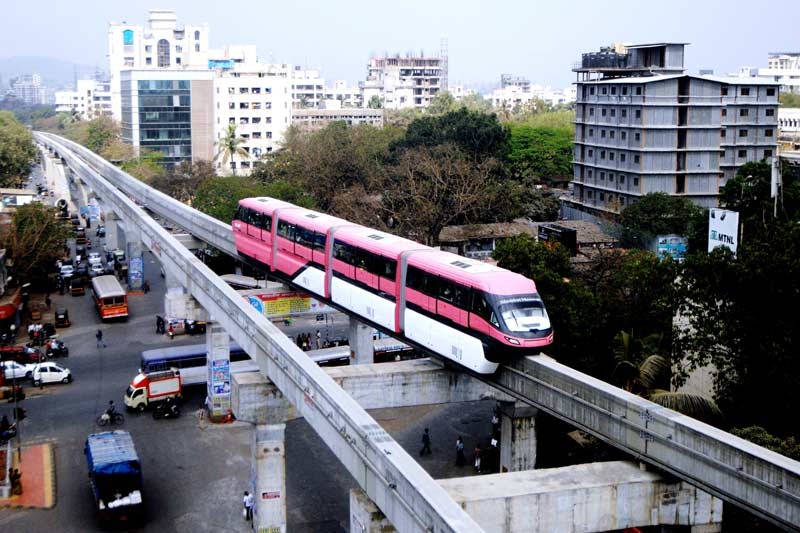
[85,430,143,523]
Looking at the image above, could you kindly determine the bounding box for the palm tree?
[612,330,722,424]
[215,124,249,176]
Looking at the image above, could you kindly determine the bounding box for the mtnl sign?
[708,208,739,256]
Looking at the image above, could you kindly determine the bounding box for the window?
[740,109,749,117]
[720,129,726,138]
[600,150,606,160]
[588,128,594,137]
[609,152,615,161]
[610,109,616,117]
[721,109,727,117]
[588,149,593,157]
[739,129,748,137]
[621,109,627,118]
[123,29,134,45]
[471,291,494,323]
[252,88,261,94]
[145,45,152,52]
[589,87,595,95]
[766,108,775,117]
[634,155,640,163]
[589,108,595,116]
[620,153,626,162]
[635,110,641,119]
[599,192,605,201]
[741,88,750,96]
[176,57,181,65]
[195,44,200,53]
[295,225,315,248]
[252,117,261,124]
[634,132,640,141]
[721,87,729,96]
[621,131,627,140]
[738,149,747,158]
[194,30,200,40]
[587,190,594,199]
[622,87,628,96]
[676,175,685,194]
[228,102,235,109]
[602,87,607,95]
[240,87,249,94]
[611,87,617,95]
[609,173,614,183]
[602,108,607,117]
[766,88,776,96]
[635,87,642,95]
[600,171,605,180]
[601,129,606,138]
[610,131,615,139]
[145,57,152,65]
[588,170,593,178]
[157,39,170,67]
[764,149,773,158]
[765,129,773,137]
[176,45,183,53]
[633,177,639,186]
[620,175,626,184]
[277,220,295,240]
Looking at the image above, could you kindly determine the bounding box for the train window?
[453,284,470,309]
[354,248,370,271]
[376,256,396,279]
[277,220,295,240]
[471,292,493,322]
[295,225,314,248]
[438,279,455,302]
[406,266,426,292]
[249,210,262,228]
[333,240,355,264]
[259,214,272,231]
[313,232,326,252]
[234,205,246,222]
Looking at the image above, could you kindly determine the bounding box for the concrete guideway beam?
[37,133,484,533]
[437,461,723,533]
[487,355,800,530]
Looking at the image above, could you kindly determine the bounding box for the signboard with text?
[656,234,688,262]
[708,208,740,256]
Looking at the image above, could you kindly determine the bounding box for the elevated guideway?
[36,132,483,532]
[37,132,800,530]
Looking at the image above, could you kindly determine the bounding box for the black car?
[75,244,86,257]
[75,264,88,279]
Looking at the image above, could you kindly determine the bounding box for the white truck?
[123,369,181,412]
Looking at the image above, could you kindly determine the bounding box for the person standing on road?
[456,436,466,467]
[243,490,254,521]
[45,294,52,309]
[420,428,432,456]
[315,330,321,350]
[96,329,106,348]
[168,323,174,340]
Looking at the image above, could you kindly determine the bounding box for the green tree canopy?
[506,124,573,184]
[779,92,800,107]
[215,124,249,175]
[0,110,37,187]
[619,192,706,249]
[149,160,216,204]
[426,92,459,115]
[85,116,120,154]
[121,150,166,184]
[193,177,268,222]
[0,202,71,282]
[367,95,383,109]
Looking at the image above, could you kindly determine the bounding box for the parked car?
[89,263,105,277]
[1,360,35,381]
[55,307,70,328]
[31,362,72,386]
[0,345,42,365]
[75,263,89,279]
[60,265,75,278]
[88,252,102,265]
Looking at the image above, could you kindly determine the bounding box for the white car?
[60,265,75,278]
[1,360,35,381]
[89,263,105,277]
[32,363,72,386]
[88,252,102,265]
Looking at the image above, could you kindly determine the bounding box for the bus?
[139,343,259,385]
[91,275,129,320]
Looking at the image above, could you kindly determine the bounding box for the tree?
[0,111,37,187]
[619,192,706,250]
[0,202,72,282]
[193,177,268,222]
[100,141,135,164]
[426,92,459,115]
[779,92,800,108]
[506,124,573,184]
[85,116,120,154]
[367,95,383,109]
[215,124,249,175]
[150,160,216,203]
[121,150,166,184]
[459,93,492,113]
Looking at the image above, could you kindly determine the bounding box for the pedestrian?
[420,428,432,456]
[473,445,482,473]
[301,333,309,351]
[143,280,150,294]
[156,315,163,334]
[315,330,321,350]
[10,468,22,495]
[96,329,106,348]
[456,436,466,467]
[168,323,174,340]
[243,490,254,521]
[45,294,52,309]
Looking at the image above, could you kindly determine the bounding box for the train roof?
[407,250,538,295]
[276,205,351,232]
[239,197,294,212]
[335,225,425,256]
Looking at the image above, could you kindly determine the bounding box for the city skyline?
[3,0,800,89]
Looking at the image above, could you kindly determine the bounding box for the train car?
[232,198,553,374]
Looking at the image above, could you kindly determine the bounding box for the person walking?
[455,436,466,467]
[473,444,482,473]
[243,490,254,521]
[45,294,52,309]
[143,280,150,294]
[419,428,432,456]
[96,329,106,348]
[315,330,321,350]
[168,323,174,340]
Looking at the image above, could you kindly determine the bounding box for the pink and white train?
[232,197,553,373]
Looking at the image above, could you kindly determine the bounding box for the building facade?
[108,10,210,119]
[566,43,778,219]
[55,79,112,120]
[9,74,47,105]
[291,108,383,132]
[121,70,214,166]
[361,54,445,109]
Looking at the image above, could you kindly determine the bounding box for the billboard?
[656,234,688,262]
[246,290,333,318]
[538,224,578,256]
[708,208,739,256]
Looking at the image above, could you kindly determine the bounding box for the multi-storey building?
[752,53,800,94]
[361,54,445,109]
[565,43,778,220]
[291,108,383,132]
[120,70,215,167]
[501,74,531,93]
[108,10,210,119]
[54,79,112,120]
[10,74,47,105]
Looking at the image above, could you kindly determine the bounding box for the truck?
[84,430,143,524]
[123,369,182,412]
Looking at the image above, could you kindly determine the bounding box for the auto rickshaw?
[55,308,70,327]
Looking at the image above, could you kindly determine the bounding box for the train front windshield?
[495,296,550,334]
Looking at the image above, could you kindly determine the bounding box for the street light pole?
[13,375,21,463]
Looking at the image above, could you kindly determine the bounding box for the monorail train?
[232,197,553,374]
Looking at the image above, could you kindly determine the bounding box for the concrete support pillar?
[126,237,144,291]
[205,324,231,421]
[162,269,205,322]
[348,317,373,365]
[104,215,119,252]
[499,400,538,472]
[252,424,287,532]
[349,488,396,533]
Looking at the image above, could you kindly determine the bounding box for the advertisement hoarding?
[708,208,740,256]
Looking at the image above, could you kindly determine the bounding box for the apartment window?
[228,118,235,124]
[738,149,747,158]
[589,108,595,116]
[600,150,606,160]
[600,192,605,201]
[721,87,728,96]
[602,87,607,95]
[720,129,726,138]
[741,88,750,96]
[266,132,273,139]
[620,197,625,206]
[228,87,235,94]
[145,57,152,65]
[588,128,594,137]
[602,108,607,117]
[145,45,152,52]
[766,129,773,137]
[252,117,261,124]
[676,175,685,194]
[590,87,595,95]
[176,45,183,53]
[739,129,748,137]
[600,172,605,181]
[157,39,170,67]
[610,109,616,117]
[621,109,627,118]
[588,149,593,157]
[609,173,614,182]
[620,153,626,162]
[721,109,727,117]
[609,152,615,161]
[610,131,615,139]
[265,102,272,109]
[228,102,235,110]
[252,102,261,110]
[766,108,775,117]
[635,110,641,119]
[601,129,606,138]
[611,87,617,95]
[634,132,640,141]
[240,118,249,124]
[739,108,749,117]
[635,87,642,95]
[240,88,249,94]
[195,44,200,53]
[176,57,181,65]
[634,155,640,163]
[764,149,773,158]
[253,132,262,139]
[620,175,626,184]
[621,131,627,140]
[252,88,261,94]
[587,190,594,199]
[239,103,249,109]
[622,87,628,96]
[265,88,272,94]
[720,150,726,158]
[588,170,593,178]
[194,30,200,40]
[633,177,639,186]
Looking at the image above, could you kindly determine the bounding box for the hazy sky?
[3,0,799,88]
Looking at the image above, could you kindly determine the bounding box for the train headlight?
[504,336,521,345]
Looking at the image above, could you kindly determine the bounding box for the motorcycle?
[45,339,69,358]
[96,411,125,427]
[152,399,181,420]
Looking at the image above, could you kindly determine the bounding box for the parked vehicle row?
[0,360,72,386]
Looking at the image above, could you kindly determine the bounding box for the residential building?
[54,79,112,120]
[361,53,445,109]
[108,9,210,119]
[120,70,215,167]
[213,67,292,174]
[323,80,362,108]
[449,85,475,102]
[566,43,778,220]
[291,67,325,109]
[292,107,383,132]
[9,74,47,105]
[778,108,800,133]
[501,74,531,93]
[753,53,800,94]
